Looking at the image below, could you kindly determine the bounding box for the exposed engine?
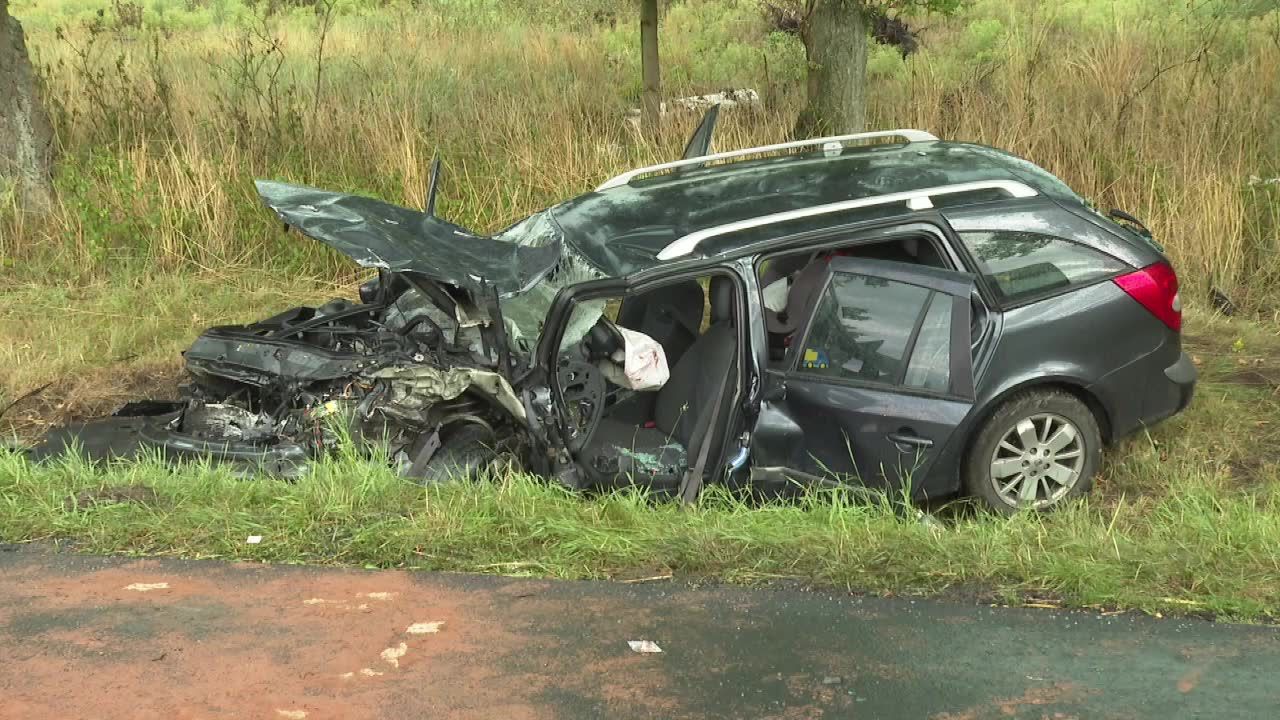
[30,274,529,479]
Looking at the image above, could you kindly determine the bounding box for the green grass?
[2,438,1277,621]
[3,307,1280,621]
[5,0,1278,299]
[2,0,1279,621]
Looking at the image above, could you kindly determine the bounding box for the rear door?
[749,258,977,496]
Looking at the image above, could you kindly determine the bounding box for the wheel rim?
[989,413,1085,509]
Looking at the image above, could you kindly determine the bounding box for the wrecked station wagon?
[31,117,1196,513]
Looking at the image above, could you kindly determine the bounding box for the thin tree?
[0,0,53,212]
[770,1,962,137]
[639,0,661,137]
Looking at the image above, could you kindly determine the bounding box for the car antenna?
[425,155,443,217]
[680,104,720,162]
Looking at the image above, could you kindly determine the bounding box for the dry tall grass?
[2,3,1278,307]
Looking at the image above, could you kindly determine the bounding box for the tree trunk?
[639,0,661,138]
[0,0,53,212]
[794,0,868,139]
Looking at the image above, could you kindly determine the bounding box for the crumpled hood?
[256,180,562,295]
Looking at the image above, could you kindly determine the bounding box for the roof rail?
[596,129,939,191]
[655,180,1037,261]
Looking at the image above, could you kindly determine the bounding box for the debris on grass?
[65,486,160,512]
[627,640,662,653]
[619,573,674,584]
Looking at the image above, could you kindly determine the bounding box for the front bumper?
[26,404,311,477]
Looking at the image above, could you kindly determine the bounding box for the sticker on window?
[802,348,830,370]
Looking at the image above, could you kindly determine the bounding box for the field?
[2,0,1280,618]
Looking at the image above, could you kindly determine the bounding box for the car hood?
[256,180,562,295]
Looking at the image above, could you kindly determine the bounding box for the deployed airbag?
[598,326,670,391]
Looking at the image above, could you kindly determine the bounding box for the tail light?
[1114,262,1181,332]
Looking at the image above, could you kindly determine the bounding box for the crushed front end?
[29,272,529,479]
[27,179,581,480]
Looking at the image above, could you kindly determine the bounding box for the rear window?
[958,230,1126,304]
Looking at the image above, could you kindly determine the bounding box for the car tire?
[414,424,498,485]
[963,390,1101,515]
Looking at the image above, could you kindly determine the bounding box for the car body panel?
[753,382,973,496]
[971,269,1170,437]
[257,180,563,296]
[746,258,977,497]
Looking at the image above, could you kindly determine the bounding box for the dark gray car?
[31,118,1194,513]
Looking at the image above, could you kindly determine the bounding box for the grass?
[1,0,1279,618]
[3,306,1280,620]
[1,398,1278,621]
[3,1,1278,296]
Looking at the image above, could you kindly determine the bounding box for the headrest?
[617,280,705,337]
[709,276,734,324]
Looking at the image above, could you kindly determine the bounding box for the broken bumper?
[27,403,312,476]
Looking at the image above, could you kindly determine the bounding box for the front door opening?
[554,273,743,492]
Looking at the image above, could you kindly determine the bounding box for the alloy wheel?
[989,413,1085,509]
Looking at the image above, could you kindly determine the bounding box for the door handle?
[887,431,933,450]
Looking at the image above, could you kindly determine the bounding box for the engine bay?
[28,273,530,479]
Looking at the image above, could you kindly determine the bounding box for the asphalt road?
[0,547,1276,719]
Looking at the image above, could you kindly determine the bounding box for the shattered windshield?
[492,211,607,351]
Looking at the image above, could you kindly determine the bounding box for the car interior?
[562,234,974,489]
[573,274,741,490]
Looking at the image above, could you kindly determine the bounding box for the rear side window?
[958,230,1126,304]
[797,274,930,385]
[795,273,959,397]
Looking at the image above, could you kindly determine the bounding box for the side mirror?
[761,369,787,402]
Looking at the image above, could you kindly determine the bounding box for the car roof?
[549,140,1083,277]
